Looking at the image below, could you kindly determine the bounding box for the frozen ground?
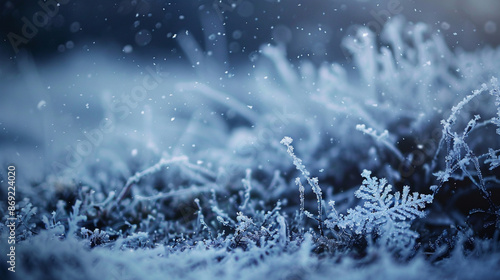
[1,1,500,279]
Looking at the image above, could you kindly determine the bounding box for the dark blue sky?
[1,0,499,67]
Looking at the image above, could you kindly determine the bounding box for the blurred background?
[1,0,500,184]
[1,0,500,65]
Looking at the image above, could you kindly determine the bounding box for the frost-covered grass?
[1,17,500,279]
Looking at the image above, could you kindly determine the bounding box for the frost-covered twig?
[430,79,499,211]
[281,136,324,235]
[68,200,87,238]
[295,178,305,223]
[195,198,213,239]
[112,155,188,209]
[239,169,252,211]
[356,124,404,161]
[484,148,500,171]
[489,77,500,134]
[210,189,236,227]
[433,83,488,167]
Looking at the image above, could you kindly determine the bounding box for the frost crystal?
[327,170,433,248]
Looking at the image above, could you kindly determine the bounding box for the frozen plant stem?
[109,155,189,212]
[239,169,252,211]
[356,124,404,162]
[195,198,213,239]
[431,80,496,210]
[281,136,324,236]
[296,177,305,224]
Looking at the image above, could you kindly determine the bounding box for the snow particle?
[232,30,242,40]
[37,100,47,110]
[70,21,81,33]
[135,29,152,47]
[123,45,133,53]
[66,41,74,49]
[441,22,450,30]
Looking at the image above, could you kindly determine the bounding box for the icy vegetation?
[2,16,500,279]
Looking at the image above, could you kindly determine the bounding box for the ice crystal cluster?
[2,16,500,280]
